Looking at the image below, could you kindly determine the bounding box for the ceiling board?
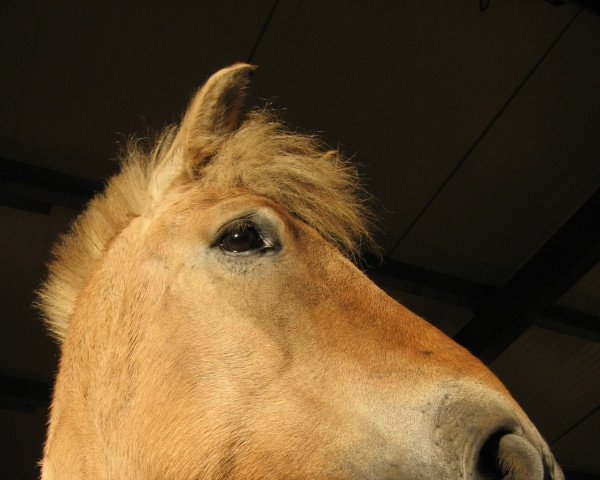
[391,11,600,286]
[0,205,74,378]
[551,407,600,475]
[0,0,275,180]
[558,262,600,317]
[250,0,578,251]
[491,326,600,443]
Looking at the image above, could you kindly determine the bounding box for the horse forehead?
[160,186,285,219]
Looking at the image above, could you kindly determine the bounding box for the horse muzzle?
[352,382,564,480]
[426,383,564,480]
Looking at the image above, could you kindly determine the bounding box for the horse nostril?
[476,430,545,480]
[477,430,511,480]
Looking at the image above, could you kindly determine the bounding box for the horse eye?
[220,225,264,253]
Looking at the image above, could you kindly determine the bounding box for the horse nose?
[432,385,563,480]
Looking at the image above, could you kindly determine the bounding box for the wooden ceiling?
[1,1,599,478]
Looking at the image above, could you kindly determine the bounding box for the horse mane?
[37,110,376,342]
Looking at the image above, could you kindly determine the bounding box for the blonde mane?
[38,110,375,342]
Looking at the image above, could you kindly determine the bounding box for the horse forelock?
[37,109,377,343]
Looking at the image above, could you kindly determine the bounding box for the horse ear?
[148,64,255,204]
[179,63,256,160]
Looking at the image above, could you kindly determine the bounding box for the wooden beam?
[3,159,598,353]
[0,374,51,412]
[366,258,495,310]
[453,187,600,363]
[543,305,600,334]
[538,305,600,342]
[0,157,101,213]
[368,259,600,341]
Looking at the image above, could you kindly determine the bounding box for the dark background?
[1,1,599,478]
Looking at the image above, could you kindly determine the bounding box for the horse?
[37,64,563,479]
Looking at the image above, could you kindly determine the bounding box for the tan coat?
[38,65,563,479]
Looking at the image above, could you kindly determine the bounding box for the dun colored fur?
[37,64,563,479]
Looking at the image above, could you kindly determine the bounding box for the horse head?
[39,64,563,479]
